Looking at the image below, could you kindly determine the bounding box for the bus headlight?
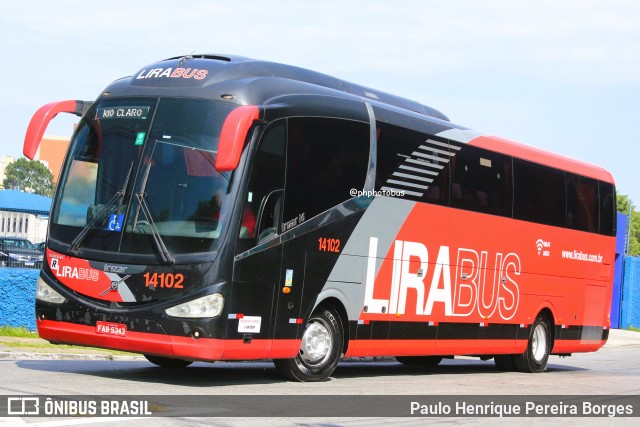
[165,293,224,318]
[36,277,66,304]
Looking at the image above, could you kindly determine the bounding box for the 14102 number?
[318,237,340,253]
[143,272,184,289]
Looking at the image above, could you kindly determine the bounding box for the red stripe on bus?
[346,339,527,357]
[552,339,606,354]
[468,135,614,183]
[345,337,605,358]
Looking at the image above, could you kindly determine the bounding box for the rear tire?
[396,356,443,367]
[274,306,343,382]
[513,312,552,373]
[144,354,193,368]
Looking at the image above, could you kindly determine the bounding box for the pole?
[627,200,633,255]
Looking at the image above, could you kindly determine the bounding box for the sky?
[2,0,639,203]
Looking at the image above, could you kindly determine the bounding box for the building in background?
[0,135,70,188]
[0,156,16,189]
[0,190,52,244]
[37,135,70,183]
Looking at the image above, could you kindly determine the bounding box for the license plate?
[96,321,127,337]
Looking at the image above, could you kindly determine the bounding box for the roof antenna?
[177,52,195,67]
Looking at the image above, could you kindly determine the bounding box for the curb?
[0,351,144,361]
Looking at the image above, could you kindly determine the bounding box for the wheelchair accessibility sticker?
[107,214,124,232]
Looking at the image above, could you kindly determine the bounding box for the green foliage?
[617,194,632,214]
[2,158,54,197]
[617,194,640,256]
[0,325,38,337]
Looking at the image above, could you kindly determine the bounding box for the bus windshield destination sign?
[96,106,150,120]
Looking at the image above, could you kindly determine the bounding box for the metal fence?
[0,259,43,270]
[0,189,50,270]
[0,252,43,270]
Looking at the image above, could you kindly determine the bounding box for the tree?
[617,194,640,256]
[2,158,54,197]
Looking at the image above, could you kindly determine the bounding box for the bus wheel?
[396,356,443,367]
[274,306,343,382]
[513,312,551,373]
[144,354,193,368]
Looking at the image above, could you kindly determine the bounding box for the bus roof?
[107,54,449,122]
[103,54,614,184]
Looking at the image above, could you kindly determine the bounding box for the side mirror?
[23,100,92,159]
[215,105,260,172]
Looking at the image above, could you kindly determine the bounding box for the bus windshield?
[50,97,236,261]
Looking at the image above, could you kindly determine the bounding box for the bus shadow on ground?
[15,358,586,387]
[16,360,283,387]
[332,359,586,379]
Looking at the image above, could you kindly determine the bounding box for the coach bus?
[24,54,616,381]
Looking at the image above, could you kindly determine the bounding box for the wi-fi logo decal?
[536,239,551,256]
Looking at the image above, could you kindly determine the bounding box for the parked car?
[0,237,44,268]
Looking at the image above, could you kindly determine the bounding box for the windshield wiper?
[131,153,175,265]
[134,192,175,265]
[69,162,134,256]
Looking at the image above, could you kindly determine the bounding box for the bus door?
[229,123,287,354]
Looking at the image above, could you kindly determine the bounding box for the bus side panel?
[317,198,613,357]
[277,213,365,343]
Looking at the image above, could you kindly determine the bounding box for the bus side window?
[566,173,598,233]
[450,145,512,217]
[284,118,369,224]
[513,159,566,227]
[375,122,451,206]
[598,181,616,236]
[238,122,286,248]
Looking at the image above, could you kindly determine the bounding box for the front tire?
[274,306,343,382]
[144,354,193,368]
[513,312,552,373]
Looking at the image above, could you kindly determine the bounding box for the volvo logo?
[100,275,131,297]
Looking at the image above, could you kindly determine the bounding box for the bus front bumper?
[37,319,299,361]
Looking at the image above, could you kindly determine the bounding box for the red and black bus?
[25,54,616,381]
